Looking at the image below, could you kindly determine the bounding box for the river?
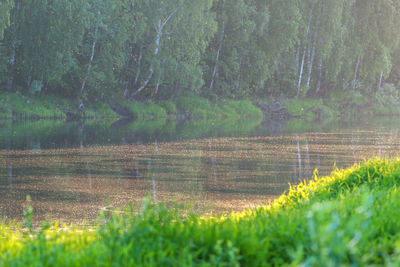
[1,117,399,223]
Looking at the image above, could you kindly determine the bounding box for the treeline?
[0,0,400,103]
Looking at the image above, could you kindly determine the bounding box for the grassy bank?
[0,92,263,121]
[283,84,400,121]
[117,95,263,121]
[0,92,118,120]
[2,159,400,265]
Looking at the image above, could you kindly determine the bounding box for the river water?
[1,117,399,223]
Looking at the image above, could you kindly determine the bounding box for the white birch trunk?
[297,50,306,97]
[154,78,160,95]
[80,10,101,95]
[294,39,301,87]
[236,57,242,90]
[6,1,20,91]
[131,10,177,97]
[123,45,143,98]
[297,8,313,97]
[377,71,383,91]
[315,56,322,94]
[134,44,143,86]
[352,55,361,90]
[210,20,225,90]
[306,21,319,88]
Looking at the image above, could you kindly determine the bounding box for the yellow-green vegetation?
[3,159,400,265]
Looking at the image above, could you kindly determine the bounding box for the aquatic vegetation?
[2,159,400,265]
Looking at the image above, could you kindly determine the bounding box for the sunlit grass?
[2,158,400,265]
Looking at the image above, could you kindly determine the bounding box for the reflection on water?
[1,118,400,223]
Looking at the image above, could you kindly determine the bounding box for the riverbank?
[0,92,263,122]
[280,87,400,121]
[2,158,400,265]
[2,90,400,123]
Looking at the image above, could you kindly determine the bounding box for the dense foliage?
[0,0,399,104]
[2,158,400,265]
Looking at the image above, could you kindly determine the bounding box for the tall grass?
[4,159,400,265]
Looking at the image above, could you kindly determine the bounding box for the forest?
[0,0,399,108]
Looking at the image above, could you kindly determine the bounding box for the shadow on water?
[0,115,264,150]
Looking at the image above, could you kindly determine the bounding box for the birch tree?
[127,0,215,98]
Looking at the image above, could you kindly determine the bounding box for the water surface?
[1,117,399,223]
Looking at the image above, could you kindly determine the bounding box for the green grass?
[3,159,400,265]
[285,98,337,121]
[0,91,262,122]
[175,96,263,120]
[0,92,120,119]
[119,100,168,120]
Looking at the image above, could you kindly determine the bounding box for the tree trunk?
[306,16,319,89]
[154,76,160,96]
[315,56,323,95]
[236,57,242,90]
[210,19,225,91]
[297,49,306,97]
[377,71,383,91]
[352,55,361,90]
[122,57,131,98]
[306,34,317,88]
[134,44,143,86]
[294,39,301,87]
[297,6,313,97]
[131,10,177,97]
[6,1,20,91]
[80,10,101,96]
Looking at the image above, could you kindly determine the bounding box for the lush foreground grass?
[3,159,400,266]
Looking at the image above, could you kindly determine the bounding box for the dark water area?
[1,116,400,223]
